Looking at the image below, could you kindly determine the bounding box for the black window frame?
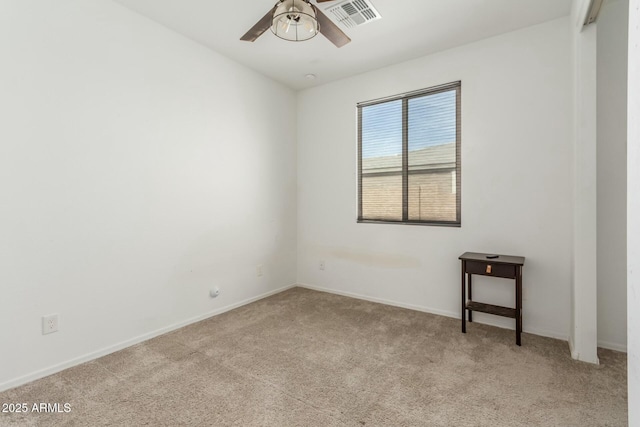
[357,81,462,227]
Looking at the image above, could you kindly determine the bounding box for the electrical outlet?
[319,261,325,271]
[42,314,59,335]
[256,265,263,277]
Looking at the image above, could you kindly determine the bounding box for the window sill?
[357,219,461,228]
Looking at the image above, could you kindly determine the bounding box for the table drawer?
[465,260,516,279]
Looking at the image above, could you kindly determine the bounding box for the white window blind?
[357,81,461,226]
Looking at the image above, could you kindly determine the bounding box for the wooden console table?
[459,252,525,345]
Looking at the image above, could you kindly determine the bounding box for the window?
[357,81,461,226]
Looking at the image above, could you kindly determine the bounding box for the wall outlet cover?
[42,314,59,335]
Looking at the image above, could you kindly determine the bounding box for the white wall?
[597,0,629,352]
[627,0,640,422]
[297,18,574,340]
[0,0,297,390]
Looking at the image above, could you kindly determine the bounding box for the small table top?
[459,252,525,266]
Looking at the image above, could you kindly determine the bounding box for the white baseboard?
[568,333,624,363]
[569,335,579,360]
[570,342,600,365]
[297,283,569,342]
[4,282,620,392]
[0,283,296,393]
[597,340,627,353]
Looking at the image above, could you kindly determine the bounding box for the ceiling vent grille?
[324,0,381,28]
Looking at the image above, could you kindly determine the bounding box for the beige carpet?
[0,287,627,426]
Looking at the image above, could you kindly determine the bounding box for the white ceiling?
[112,0,572,90]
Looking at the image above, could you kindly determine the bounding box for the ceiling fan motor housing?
[271,0,319,42]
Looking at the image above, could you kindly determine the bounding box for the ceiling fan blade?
[314,6,351,47]
[240,6,277,42]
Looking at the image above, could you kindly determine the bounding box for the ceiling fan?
[240,0,351,48]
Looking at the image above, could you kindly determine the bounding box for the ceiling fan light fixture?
[271,0,319,42]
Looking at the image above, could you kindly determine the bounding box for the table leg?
[468,274,473,322]
[461,260,466,334]
[516,265,522,346]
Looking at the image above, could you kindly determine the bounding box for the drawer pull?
[486,265,492,274]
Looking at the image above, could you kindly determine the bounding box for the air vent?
[324,0,381,28]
